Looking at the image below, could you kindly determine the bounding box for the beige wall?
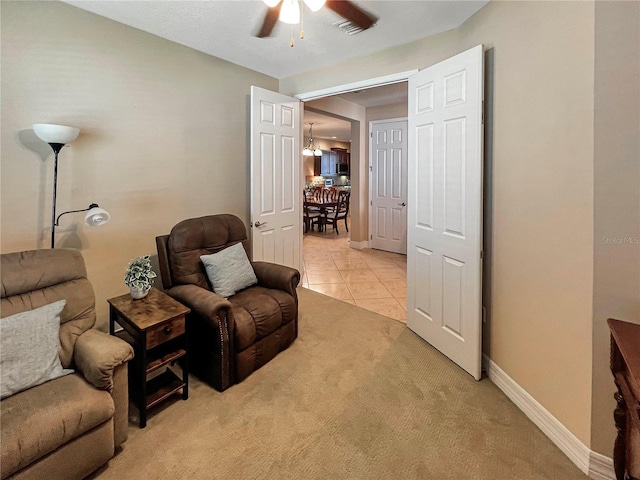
[0,1,278,328]
[366,102,408,124]
[592,1,640,454]
[284,1,596,445]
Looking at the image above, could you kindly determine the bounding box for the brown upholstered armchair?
[0,249,133,480]
[156,214,300,391]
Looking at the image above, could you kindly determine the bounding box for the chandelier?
[302,123,323,156]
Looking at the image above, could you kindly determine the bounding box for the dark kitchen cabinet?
[313,154,322,176]
[332,148,349,165]
[332,148,350,175]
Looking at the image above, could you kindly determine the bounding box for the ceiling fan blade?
[256,1,283,38]
[325,0,378,31]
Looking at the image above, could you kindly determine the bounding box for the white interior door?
[250,86,301,273]
[370,119,408,254]
[406,45,484,380]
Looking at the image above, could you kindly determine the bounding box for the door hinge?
[480,249,484,259]
[370,201,372,206]
[370,234,373,240]
[482,100,485,125]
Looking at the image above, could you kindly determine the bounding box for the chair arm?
[166,284,231,328]
[252,262,300,302]
[74,329,134,392]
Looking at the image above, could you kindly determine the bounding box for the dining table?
[303,195,338,232]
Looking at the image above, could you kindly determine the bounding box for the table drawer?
[146,316,185,349]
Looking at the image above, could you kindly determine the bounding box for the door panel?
[370,119,408,254]
[407,45,484,380]
[250,86,301,272]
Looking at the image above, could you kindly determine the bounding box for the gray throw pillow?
[0,300,74,399]
[200,243,258,298]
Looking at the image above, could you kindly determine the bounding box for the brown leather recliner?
[1,248,133,480]
[156,214,300,392]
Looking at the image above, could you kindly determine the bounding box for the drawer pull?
[164,326,172,334]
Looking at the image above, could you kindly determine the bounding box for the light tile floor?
[302,220,407,323]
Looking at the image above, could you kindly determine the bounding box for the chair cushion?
[230,286,297,351]
[200,243,257,298]
[167,214,250,290]
[0,300,73,399]
[0,373,114,478]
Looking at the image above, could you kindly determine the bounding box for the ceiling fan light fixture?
[303,0,326,12]
[279,0,300,24]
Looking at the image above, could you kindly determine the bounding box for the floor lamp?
[33,124,111,248]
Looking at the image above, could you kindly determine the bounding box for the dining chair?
[310,186,324,200]
[324,190,350,234]
[322,187,339,219]
[303,191,322,233]
[323,187,338,202]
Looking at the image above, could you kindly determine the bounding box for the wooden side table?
[108,288,190,428]
[608,318,640,480]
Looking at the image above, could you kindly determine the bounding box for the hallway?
[301,223,407,323]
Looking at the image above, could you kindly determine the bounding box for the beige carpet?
[92,288,587,480]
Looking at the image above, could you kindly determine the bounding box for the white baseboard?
[349,240,369,250]
[588,451,615,480]
[483,355,615,480]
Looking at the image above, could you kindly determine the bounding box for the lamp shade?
[303,0,325,12]
[279,0,300,24]
[314,146,323,156]
[84,206,111,226]
[33,124,79,144]
[303,146,313,156]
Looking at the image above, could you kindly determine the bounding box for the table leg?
[109,308,116,335]
[182,322,189,400]
[320,207,326,232]
[139,335,148,428]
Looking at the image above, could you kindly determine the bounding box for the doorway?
[299,47,485,381]
[301,83,409,322]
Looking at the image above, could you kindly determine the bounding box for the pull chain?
[300,0,304,39]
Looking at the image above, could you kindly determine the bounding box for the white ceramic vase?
[129,285,151,300]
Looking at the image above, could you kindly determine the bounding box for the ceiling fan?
[256,0,378,43]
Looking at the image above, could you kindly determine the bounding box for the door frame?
[295,70,419,102]
[368,117,409,253]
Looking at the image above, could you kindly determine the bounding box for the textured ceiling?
[64,0,489,79]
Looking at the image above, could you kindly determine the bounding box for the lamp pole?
[49,143,64,248]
